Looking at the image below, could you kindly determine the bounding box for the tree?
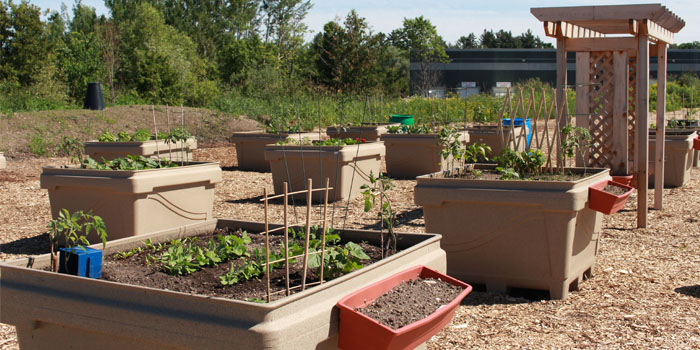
[454,33,478,49]
[261,0,312,65]
[57,30,105,102]
[390,16,449,96]
[479,29,497,48]
[97,20,119,103]
[494,30,517,48]
[70,0,98,35]
[0,1,51,86]
[117,2,217,106]
[312,10,386,94]
[672,41,700,49]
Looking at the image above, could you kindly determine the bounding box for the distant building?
[410,49,700,96]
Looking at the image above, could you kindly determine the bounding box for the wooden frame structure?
[531,4,685,228]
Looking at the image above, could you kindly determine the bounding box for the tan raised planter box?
[648,130,696,188]
[414,166,610,299]
[325,123,400,142]
[466,125,524,155]
[84,138,197,161]
[380,132,469,179]
[265,142,384,202]
[40,162,222,242]
[231,131,324,171]
[0,219,446,350]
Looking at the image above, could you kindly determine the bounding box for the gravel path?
[1,145,699,349]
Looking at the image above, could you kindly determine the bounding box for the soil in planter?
[438,169,593,181]
[357,277,463,330]
[603,184,628,196]
[101,228,383,302]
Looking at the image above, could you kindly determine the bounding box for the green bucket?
[389,114,414,125]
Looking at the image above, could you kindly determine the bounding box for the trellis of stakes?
[259,178,332,303]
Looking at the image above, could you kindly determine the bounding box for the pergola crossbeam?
[642,19,675,44]
[543,21,605,39]
[565,37,638,53]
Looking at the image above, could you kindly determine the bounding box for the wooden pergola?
[531,4,685,228]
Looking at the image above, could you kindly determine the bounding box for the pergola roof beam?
[642,19,675,44]
[543,21,604,39]
[531,4,685,33]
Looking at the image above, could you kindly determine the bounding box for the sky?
[31,0,700,45]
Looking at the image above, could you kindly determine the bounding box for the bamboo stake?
[50,226,57,272]
[180,105,186,164]
[301,178,312,291]
[379,189,385,259]
[319,178,329,284]
[283,183,290,296]
[264,188,271,303]
[152,105,161,166]
[166,105,173,161]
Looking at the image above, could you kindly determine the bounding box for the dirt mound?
[0,105,261,157]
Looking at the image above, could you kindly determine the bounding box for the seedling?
[46,209,107,273]
[56,136,84,164]
[560,124,592,173]
[361,171,397,257]
[438,127,462,174]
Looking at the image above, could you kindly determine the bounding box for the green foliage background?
[0,0,697,128]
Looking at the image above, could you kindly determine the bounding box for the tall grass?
[212,89,507,130]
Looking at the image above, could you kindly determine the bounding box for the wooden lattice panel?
[587,52,615,168]
[627,56,638,165]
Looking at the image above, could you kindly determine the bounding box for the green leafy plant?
[81,155,179,170]
[117,131,132,142]
[114,246,143,260]
[438,127,462,174]
[46,209,108,273]
[131,128,153,142]
[157,232,252,276]
[218,227,370,288]
[463,143,491,164]
[560,124,592,173]
[386,124,433,134]
[99,130,117,142]
[495,148,545,179]
[277,137,365,146]
[29,134,48,156]
[308,241,369,279]
[56,136,84,164]
[360,171,397,256]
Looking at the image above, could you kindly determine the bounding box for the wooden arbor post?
[531,4,685,228]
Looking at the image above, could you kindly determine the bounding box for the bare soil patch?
[1,143,700,349]
[359,277,464,330]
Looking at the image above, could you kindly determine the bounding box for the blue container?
[503,118,532,147]
[59,247,103,278]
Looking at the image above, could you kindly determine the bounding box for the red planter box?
[337,265,472,350]
[611,174,635,187]
[693,136,700,151]
[588,180,635,215]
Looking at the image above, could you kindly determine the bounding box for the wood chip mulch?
[1,145,699,349]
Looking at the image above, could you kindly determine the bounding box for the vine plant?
[360,171,397,257]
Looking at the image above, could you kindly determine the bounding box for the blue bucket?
[502,118,531,147]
